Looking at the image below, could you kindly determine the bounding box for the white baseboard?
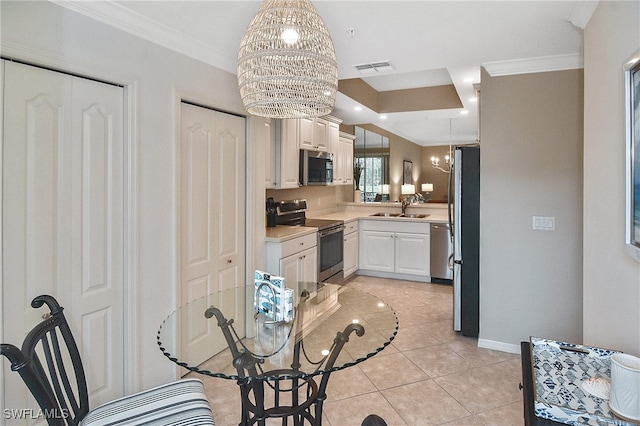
[478,338,521,354]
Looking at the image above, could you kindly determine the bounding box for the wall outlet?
[533,216,555,231]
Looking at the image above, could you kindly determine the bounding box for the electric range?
[273,199,344,282]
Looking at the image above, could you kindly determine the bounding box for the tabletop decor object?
[530,337,635,425]
[609,353,640,422]
[254,270,294,323]
[237,0,338,118]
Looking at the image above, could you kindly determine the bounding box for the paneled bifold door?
[179,103,246,367]
[1,61,125,411]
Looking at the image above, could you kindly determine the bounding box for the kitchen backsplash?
[266,185,354,213]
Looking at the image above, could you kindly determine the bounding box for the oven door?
[318,225,344,282]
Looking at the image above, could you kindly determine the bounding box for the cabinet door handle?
[227,259,232,264]
[300,242,304,246]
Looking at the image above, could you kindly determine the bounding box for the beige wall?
[479,68,584,350]
[583,1,640,355]
[420,146,453,202]
[0,1,250,391]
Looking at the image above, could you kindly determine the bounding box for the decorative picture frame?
[403,160,412,185]
[625,49,640,261]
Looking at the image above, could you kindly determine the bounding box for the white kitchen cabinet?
[299,117,333,152]
[271,116,341,188]
[273,118,300,189]
[254,116,276,189]
[280,246,317,288]
[335,132,354,185]
[360,230,395,272]
[343,220,359,277]
[359,220,430,282]
[394,232,430,275]
[266,232,318,286]
[298,117,315,150]
[328,120,339,154]
[313,118,329,152]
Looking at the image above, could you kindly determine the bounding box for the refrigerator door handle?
[447,161,455,241]
[453,259,463,265]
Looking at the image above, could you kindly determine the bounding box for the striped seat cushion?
[80,378,215,426]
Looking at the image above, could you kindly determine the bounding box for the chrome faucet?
[401,196,411,215]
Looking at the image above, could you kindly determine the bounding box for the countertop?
[265,225,317,243]
[265,208,449,243]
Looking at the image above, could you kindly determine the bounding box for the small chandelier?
[431,153,451,173]
[237,0,338,119]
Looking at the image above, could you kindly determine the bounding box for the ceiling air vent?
[355,61,394,74]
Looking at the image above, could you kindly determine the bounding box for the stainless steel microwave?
[299,149,333,186]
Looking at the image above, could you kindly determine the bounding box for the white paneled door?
[2,61,125,413]
[179,103,245,367]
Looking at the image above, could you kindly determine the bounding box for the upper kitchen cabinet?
[268,116,343,189]
[273,118,300,189]
[298,116,340,152]
[255,116,277,189]
[298,117,315,150]
[334,132,355,186]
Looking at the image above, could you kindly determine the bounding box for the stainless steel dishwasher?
[430,223,453,282]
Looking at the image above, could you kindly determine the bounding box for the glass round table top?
[157,282,398,382]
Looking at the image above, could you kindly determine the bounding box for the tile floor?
[197,276,525,426]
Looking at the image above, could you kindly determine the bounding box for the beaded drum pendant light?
[237,0,338,118]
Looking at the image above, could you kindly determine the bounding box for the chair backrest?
[1,295,89,426]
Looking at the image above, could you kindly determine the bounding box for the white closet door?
[179,103,245,367]
[2,61,125,412]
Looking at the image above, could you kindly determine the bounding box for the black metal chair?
[1,295,216,426]
[204,291,365,426]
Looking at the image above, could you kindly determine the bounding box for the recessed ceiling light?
[468,97,477,103]
[463,77,474,83]
[460,110,469,115]
[354,106,362,111]
[379,115,387,120]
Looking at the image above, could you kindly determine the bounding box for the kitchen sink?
[370,212,429,219]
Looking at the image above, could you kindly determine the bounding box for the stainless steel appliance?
[275,199,345,282]
[448,146,480,337]
[430,223,453,282]
[299,150,333,186]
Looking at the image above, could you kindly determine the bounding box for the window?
[354,127,389,202]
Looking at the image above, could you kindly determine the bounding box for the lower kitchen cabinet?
[266,232,318,286]
[359,230,395,272]
[279,246,317,286]
[359,220,430,282]
[343,220,359,277]
[394,233,430,275]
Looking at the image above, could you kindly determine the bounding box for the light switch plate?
[533,216,555,231]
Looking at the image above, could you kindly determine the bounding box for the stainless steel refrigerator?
[448,146,480,337]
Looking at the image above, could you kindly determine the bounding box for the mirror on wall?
[354,126,390,203]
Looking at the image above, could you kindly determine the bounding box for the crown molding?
[482,53,583,77]
[51,0,237,73]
